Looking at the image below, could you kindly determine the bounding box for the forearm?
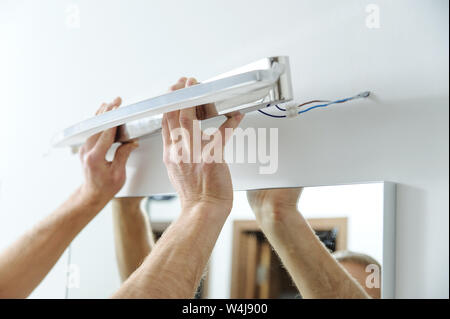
[256,208,369,299]
[112,203,228,299]
[112,197,154,281]
[0,186,106,298]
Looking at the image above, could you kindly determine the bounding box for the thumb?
[112,141,139,170]
[218,113,245,147]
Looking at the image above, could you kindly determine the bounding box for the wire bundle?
[258,91,370,118]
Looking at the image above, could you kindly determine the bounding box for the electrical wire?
[298,92,369,115]
[297,99,331,107]
[274,100,331,111]
[258,91,370,118]
[298,97,352,114]
[258,108,287,118]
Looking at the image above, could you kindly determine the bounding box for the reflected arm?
[112,203,228,298]
[112,197,155,282]
[247,188,370,299]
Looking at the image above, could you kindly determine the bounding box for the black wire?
[257,109,286,118]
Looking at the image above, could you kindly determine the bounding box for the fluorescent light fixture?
[52,56,293,148]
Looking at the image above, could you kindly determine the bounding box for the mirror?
[66,182,395,299]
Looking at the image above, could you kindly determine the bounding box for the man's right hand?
[161,77,244,214]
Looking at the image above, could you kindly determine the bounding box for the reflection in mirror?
[67,182,394,299]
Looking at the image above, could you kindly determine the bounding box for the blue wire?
[298,97,353,115]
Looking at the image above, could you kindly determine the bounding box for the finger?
[103,97,121,113]
[95,102,108,115]
[111,96,122,107]
[177,78,201,153]
[85,132,102,152]
[112,141,139,170]
[161,114,173,163]
[217,113,245,147]
[196,103,218,120]
[165,78,187,140]
[93,127,117,159]
[93,97,123,157]
[184,78,218,121]
[86,102,111,150]
[90,97,121,142]
[161,114,171,146]
[225,110,242,118]
[166,110,180,139]
[179,77,198,131]
[169,77,187,92]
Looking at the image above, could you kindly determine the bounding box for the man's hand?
[247,187,303,221]
[162,77,244,213]
[113,78,244,298]
[0,97,139,298]
[79,97,139,205]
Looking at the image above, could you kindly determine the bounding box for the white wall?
[0,0,448,298]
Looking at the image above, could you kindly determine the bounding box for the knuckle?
[179,115,192,127]
[166,112,177,121]
[196,106,207,120]
[85,151,99,166]
[113,170,125,182]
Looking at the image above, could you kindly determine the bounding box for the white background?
[0,0,448,298]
